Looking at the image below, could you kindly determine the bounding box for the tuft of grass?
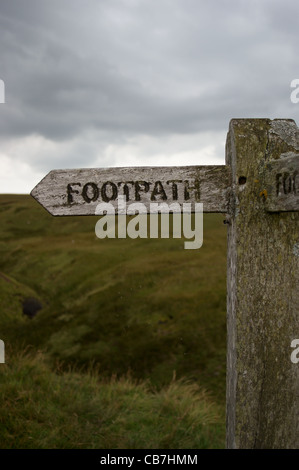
[0,351,225,449]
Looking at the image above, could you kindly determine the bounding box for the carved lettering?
[150,181,167,201]
[276,171,298,196]
[167,180,182,200]
[135,181,150,201]
[118,181,134,202]
[67,182,82,204]
[101,182,118,202]
[66,179,204,205]
[82,182,99,203]
[184,179,200,201]
[294,171,298,194]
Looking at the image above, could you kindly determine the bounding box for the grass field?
[0,194,227,449]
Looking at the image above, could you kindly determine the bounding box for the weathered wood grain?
[31,165,230,215]
[226,118,299,449]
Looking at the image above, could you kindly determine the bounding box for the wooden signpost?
[31,118,299,449]
[31,165,230,215]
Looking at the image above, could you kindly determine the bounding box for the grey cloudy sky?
[0,0,298,193]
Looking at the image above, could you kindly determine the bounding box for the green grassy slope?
[0,194,227,448]
[0,351,224,449]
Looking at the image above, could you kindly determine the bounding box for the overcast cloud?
[0,0,298,193]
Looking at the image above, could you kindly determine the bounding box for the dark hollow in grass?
[22,297,43,318]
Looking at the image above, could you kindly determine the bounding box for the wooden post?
[31,118,299,448]
[226,119,299,448]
